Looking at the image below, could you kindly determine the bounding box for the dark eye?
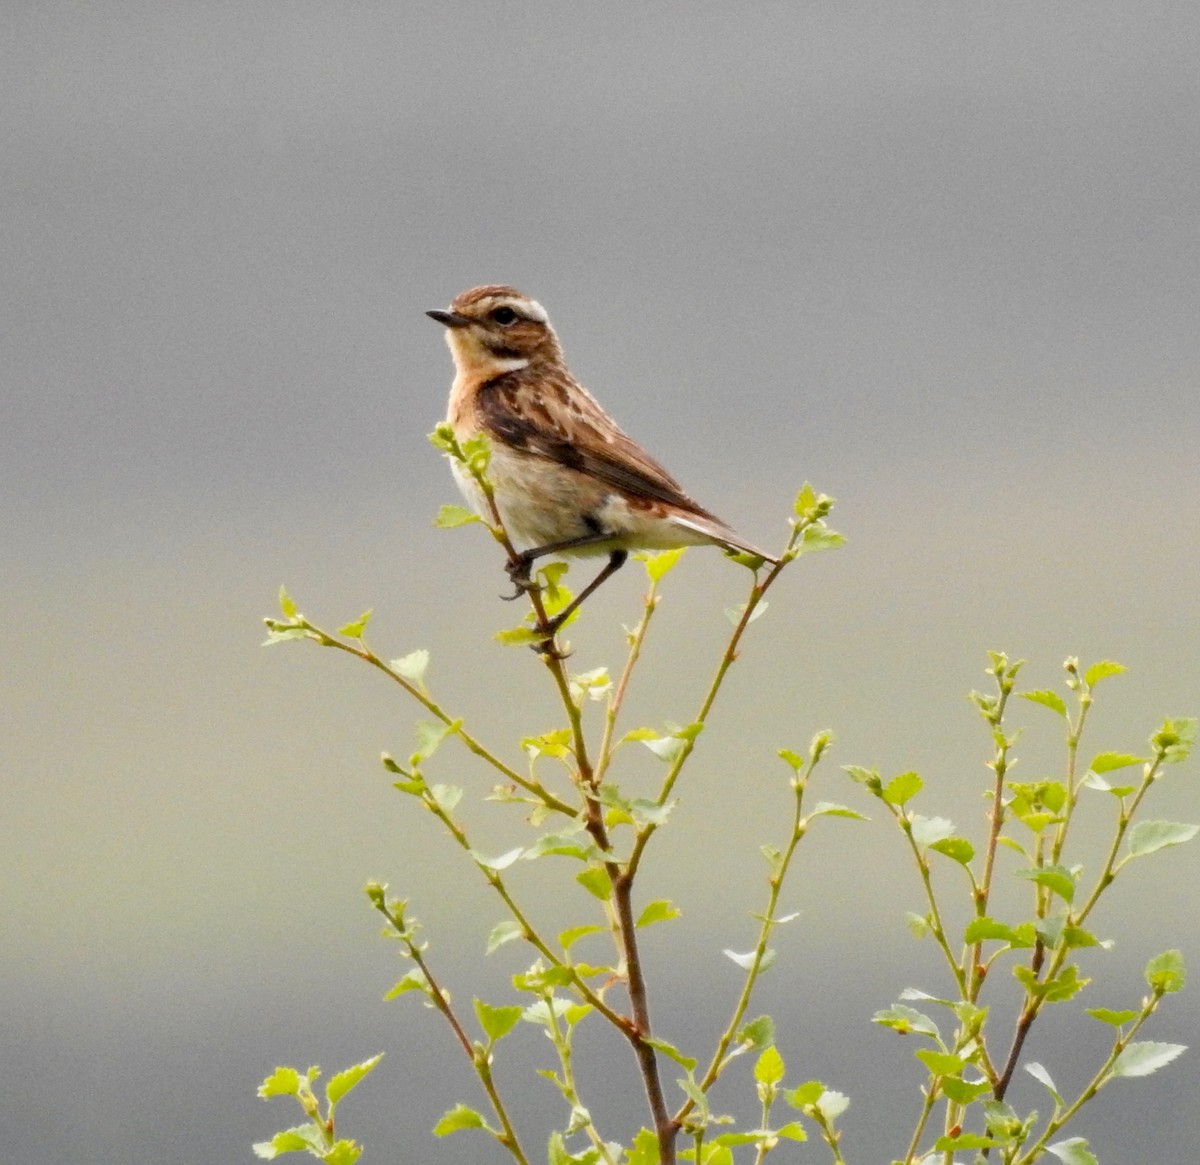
[490,306,519,326]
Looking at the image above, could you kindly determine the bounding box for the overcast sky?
[4,5,1199,1164]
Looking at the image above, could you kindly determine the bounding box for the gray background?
[4,3,1198,1162]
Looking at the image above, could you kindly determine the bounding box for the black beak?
[426,309,472,328]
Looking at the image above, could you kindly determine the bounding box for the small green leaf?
[905,911,930,938]
[785,1080,825,1109]
[1020,689,1067,717]
[915,1049,964,1076]
[777,748,806,772]
[486,919,523,954]
[1152,717,1196,764]
[1046,1137,1099,1165]
[726,600,769,626]
[1084,660,1125,686]
[941,1076,990,1103]
[253,1127,322,1158]
[754,1045,785,1085]
[800,525,844,553]
[1089,751,1145,774]
[843,764,882,793]
[1014,962,1089,1002]
[390,649,430,687]
[724,947,774,972]
[1086,1008,1139,1027]
[882,771,923,805]
[277,586,297,618]
[1025,1061,1063,1106]
[627,1128,660,1165]
[737,1015,775,1051]
[1145,949,1186,994]
[338,609,373,638]
[1015,864,1076,903]
[644,1037,697,1071]
[495,626,548,647]
[576,866,612,900]
[1109,1041,1187,1078]
[636,899,681,928]
[910,816,956,847]
[433,1103,487,1136]
[384,967,430,999]
[639,547,686,581]
[326,1054,383,1108]
[474,999,522,1042]
[1128,820,1199,857]
[807,802,866,821]
[474,846,524,871]
[872,1005,940,1039]
[934,1133,1001,1151]
[324,1141,363,1165]
[257,1066,302,1099]
[774,1121,807,1142]
[930,836,975,865]
[434,504,480,528]
[964,917,1019,945]
[793,482,818,517]
[559,924,603,951]
[643,735,687,762]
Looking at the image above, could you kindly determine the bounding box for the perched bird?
[428,284,774,635]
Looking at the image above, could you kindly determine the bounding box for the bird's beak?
[426,309,472,328]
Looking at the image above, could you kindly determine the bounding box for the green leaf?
[559,924,603,951]
[1014,962,1089,1002]
[1025,1061,1064,1106]
[1084,660,1125,686]
[384,967,430,999]
[411,719,457,763]
[486,919,523,954]
[915,1049,964,1076]
[645,1036,697,1071]
[872,1005,940,1039]
[754,1045,785,1085]
[737,1015,775,1051]
[433,1103,487,1136]
[964,917,1019,945]
[843,764,882,793]
[930,836,975,865]
[494,626,548,647]
[724,947,775,972]
[905,911,930,938]
[1088,751,1145,774]
[774,1121,807,1142]
[338,609,372,638]
[277,586,297,618]
[793,482,818,517]
[777,748,806,772]
[807,801,866,821]
[324,1141,364,1165]
[576,866,612,900]
[326,1054,383,1108]
[882,771,923,805]
[1020,689,1067,717]
[1087,1008,1139,1027]
[643,735,687,762]
[390,649,430,687]
[253,1127,322,1158]
[1015,864,1076,903]
[910,816,956,847]
[940,1076,991,1103]
[474,846,524,871]
[934,1133,1001,1151]
[785,1080,825,1109]
[474,999,522,1042]
[636,899,681,928]
[1145,949,1186,994]
[257,1066,302,1099]
[640,547,686,581]
[800,525,844,553]
[725,599,769,626]
[1110,1041,1187,1078]
[434,503,480,528]
[1128,820,1199,857]
[1152,717,1197,764]
[1046,1137,1099,1165]
[627,1129,659,1165]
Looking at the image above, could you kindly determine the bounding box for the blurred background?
[4,3,1198,1162]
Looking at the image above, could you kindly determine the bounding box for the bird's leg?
[499,524,615,600]
[538,549,628,640]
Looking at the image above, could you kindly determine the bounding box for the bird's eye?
[490,306,519,326]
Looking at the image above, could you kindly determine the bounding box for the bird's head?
[427,285,562,378]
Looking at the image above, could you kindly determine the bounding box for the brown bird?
[428,284,774,635]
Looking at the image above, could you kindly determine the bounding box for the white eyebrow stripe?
[521,298,548,323]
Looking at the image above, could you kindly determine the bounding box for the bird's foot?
[501,554,537,601]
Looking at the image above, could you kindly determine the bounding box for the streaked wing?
[476,373,719,520]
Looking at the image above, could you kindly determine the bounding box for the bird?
[428,284,775,637]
